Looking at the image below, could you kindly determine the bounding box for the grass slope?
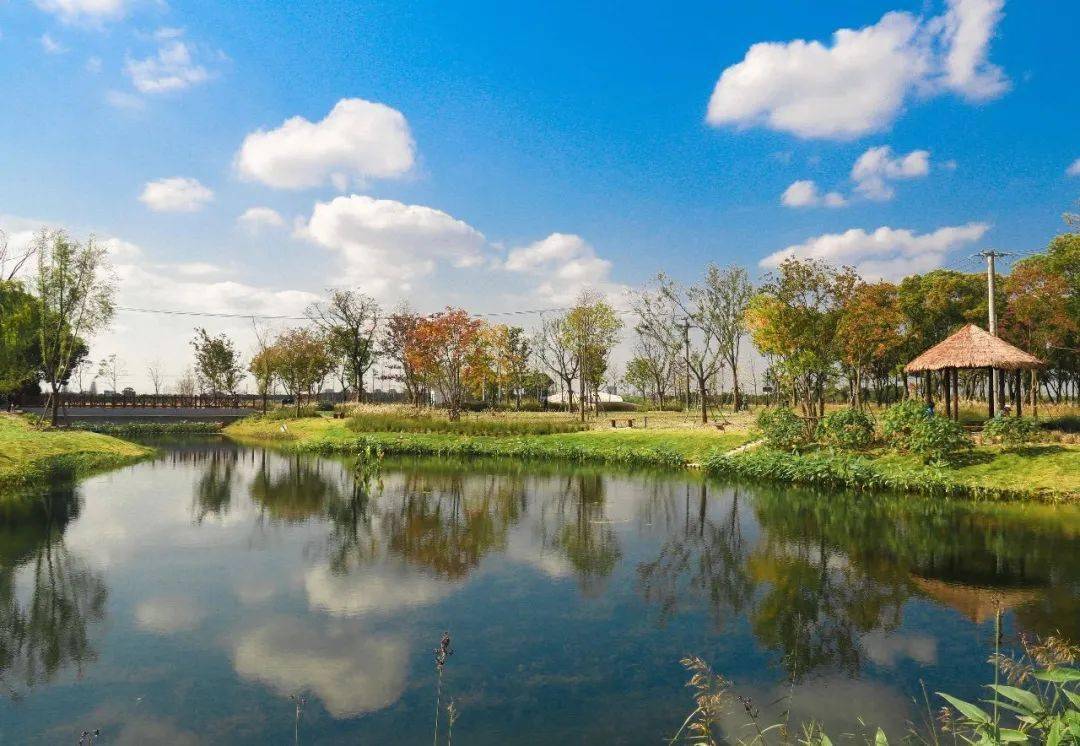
[0,414,153,491]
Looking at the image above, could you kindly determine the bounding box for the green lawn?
[874,445,1080,496]
[225,414,750,466]
[0,414,153,491]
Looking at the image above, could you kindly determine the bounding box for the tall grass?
[345,411,589,437]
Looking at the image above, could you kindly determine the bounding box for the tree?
[0,279,41,405]
[835,281,905,407]
[406,308,487,421]
[493,325,531,409]
[190,328,244,396]
[382,305,424,406]
[147,360,165,396]
[248,345,279,414]
[534,315,579,412]
[746,257,859,431]
[563,291,622,421]
[175,367,197,397]
[632,334,674,410]
[306,290,380,402]
[635,274,724,424]
[0,229,37,282]
[701,264,753,411]
[33,229,115,425]
[97,353,123,394]
[623,357,653,401]
[272,328,334,415]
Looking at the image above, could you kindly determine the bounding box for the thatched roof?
[911,576,1040,623]
[905,324,1045,373]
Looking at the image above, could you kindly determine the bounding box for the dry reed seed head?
[936,705,955,732]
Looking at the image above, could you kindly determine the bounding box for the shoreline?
[224,416,1080,503]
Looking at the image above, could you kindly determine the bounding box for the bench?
[611,417,635,428]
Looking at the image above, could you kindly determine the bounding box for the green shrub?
[983,415,1040,445]
[71,421,222,436]
[315,400,335,412]
[881,399,929,445]
[258,405,319,420]
[755,406,806,451]
[907,415,971,464]
[816,407,875,450]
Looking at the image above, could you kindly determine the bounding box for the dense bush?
[983,415,1040,445]
[755,406,806,451]
[346,412,589,436]
[907,415,971,464]
[72,421,222,436]
[315,400,335,412]
[816,407,875,450]
[258,405,320,420]
[881,399,929,445]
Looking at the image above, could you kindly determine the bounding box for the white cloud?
[34,0,126,24]
[40,33,67,54]
[86,55,102,73]
[233,618,407,718]
[106,89,145,110]
[1067,158,1080,177]
[761,222,990,280]
[706,1,1007,140]
[305,563,450,617]
[501,233,620,305]
[237,206,286,233]
[134,596,206,634]
[851,146,931,200]
[300,194,485,295]
[125,40,210,94]
[139,177,214,213]
[936,0,1009,100]
[861,631,938,667]
[235,98,416,190]
[780,180,847,208]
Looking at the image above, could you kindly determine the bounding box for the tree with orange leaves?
[1001,257,1077,359]
[406,307,487,420]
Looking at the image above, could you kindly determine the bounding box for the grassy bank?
[71,421,223,436]
[227,410,1080,501]
[0,414,153,491]
[225,414,749,468]
[704,444,1080,501]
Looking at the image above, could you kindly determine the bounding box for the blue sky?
[1,0,1077,389]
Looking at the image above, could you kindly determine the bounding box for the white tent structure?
[547,390,623,406]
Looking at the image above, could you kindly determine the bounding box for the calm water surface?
[2,439,1079,743]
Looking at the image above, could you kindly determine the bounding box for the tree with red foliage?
[406,308,487,420]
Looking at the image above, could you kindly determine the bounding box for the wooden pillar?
[1032,369,1039,419]
[1014,369,1022,417]
[944,368,952,420]
[951,368,960,421]
[924,371,933,406]
[987,367,995,418]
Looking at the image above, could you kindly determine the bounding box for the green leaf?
[1062,688,1080,709]
[1034,667,1080,683]
[987,685,1043,714]
[995,728,1029,743]
[874,727,889,746]
[939,692,993,724]
[1046,720,1064,746]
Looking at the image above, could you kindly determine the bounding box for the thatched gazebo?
[904,324,1045,420]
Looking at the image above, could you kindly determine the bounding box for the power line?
[115,303,640,321]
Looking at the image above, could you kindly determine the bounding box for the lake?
[2,438,1079,744]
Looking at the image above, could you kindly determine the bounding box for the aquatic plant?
[433,631,454,746]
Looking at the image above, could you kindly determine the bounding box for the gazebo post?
[987,367,995,418]
[944,368,952,420]
[924,371,933,407]
[951,368,960,421]
[1014,369,1022,417]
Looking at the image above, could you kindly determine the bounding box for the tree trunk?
[698,378,708,424]
[732,366,741,412]
[50,384,61,427]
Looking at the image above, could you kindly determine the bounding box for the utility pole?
[977,250,1011,413]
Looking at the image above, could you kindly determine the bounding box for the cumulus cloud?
[1067,158,1080,177]
[851,146,931,200]
[780,180,847,208]
[139,177,214,212]
[233,617,407,718]
[299,194,486,295]
[34,0,126,24]
[706,0,1008,139]
[501,232,621,304]
[237,206,286,233]
[235,98,415,190]
[936,0,1009,100]
[125,37,211,94]
[761,222,990,280]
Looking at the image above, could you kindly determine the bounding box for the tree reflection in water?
[535,471,621,595]
[638,481,1080,679]
[0,486,106,695]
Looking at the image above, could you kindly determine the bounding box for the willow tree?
[34,230,114,425]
